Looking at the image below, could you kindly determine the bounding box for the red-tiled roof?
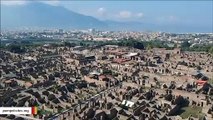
[196,80,207,85]
[25,82,33,87]
[99,75,106,80]
[4,80,12,83]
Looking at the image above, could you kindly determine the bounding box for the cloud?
[41,0,60,6]
[116,11,144,19]
[1,0,27,5]
[136,13,144,18]
[118,11,132,18]
[97,7,106,16]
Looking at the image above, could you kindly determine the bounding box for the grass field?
[179,106,204,119]
[209,79,213,86]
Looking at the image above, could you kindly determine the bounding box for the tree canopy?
[64,42,76,47]
[8,44,26,53]
[181,41,191,48]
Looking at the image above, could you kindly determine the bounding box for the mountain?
[1,2,159,31]
[1,2,211,33]
[1,2,107,29]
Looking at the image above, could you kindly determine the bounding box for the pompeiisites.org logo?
[0,106,38,115]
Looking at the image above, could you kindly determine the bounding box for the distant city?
[1,29,213,45]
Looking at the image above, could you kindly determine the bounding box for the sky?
[1,0,213,29]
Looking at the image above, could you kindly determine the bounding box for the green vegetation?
[188,45,213,53]
[103,69,113,75]
[8,44,27,53]
[181,41,213,55]
[64,42,76,47]
[209,46,213,55]
[116,39,144,49]
[38,109,52,115]
[2,37,213,55]
[87,39,176,50]
[57,106,64,113]
[209,79,213,86]
[181,41,191,48]
[179,106,203,119]
[22,77,32,82]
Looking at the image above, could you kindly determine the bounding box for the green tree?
[146,44,152,50]
[80,42,85,46]
[64,42,76,47]
[181,41,191,48]
[133,41,144,49]
[208,46,213,55]
[9,44,26,53]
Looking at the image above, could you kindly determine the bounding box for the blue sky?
[1,0,213,29]
[59,1,213,26]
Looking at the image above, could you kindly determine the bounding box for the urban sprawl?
[0,29,213,120]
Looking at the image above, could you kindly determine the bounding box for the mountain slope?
[1,2,107,29]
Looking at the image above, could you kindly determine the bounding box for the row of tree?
[2,39,213,56]
[181,41,213,55]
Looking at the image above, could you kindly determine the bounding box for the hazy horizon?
[1,0,213,33]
